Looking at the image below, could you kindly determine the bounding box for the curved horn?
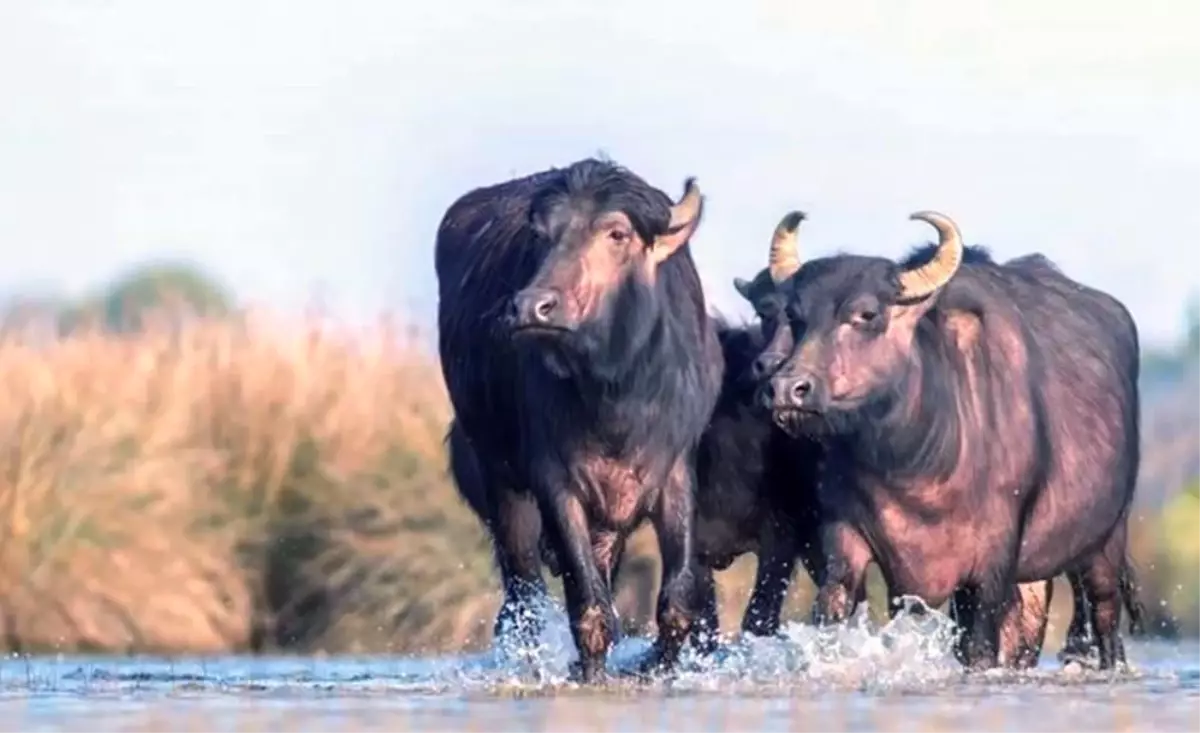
[768,210,806,284]
[898,211,964,300]
[667,178,703,231]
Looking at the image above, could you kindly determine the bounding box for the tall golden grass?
[0,310,500,655]
[0,310,1193,656]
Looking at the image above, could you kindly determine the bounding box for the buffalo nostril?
[790,379,812,403]
[533,292,559,323]
[751,356,774,379]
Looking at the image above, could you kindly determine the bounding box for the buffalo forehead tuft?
[530,158,674,244]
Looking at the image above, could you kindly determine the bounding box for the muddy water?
[1,601,1196,732]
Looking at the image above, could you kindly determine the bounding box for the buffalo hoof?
[1057,641,1101,671]
[741,616,782,639]
[630,642,684,682]
[962,650,1000,674]
[568,658,608,685]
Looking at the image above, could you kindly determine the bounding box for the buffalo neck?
[590,291,696,413]
[838,320,965,485]
[554,279,713,463]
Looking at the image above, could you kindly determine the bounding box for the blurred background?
[0,1,1195,656]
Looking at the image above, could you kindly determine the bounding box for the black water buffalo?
[447,212,825,652]
[761,211,1141,670]
[435,158,723,682]
[689,213,826,643]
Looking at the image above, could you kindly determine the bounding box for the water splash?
[455,594,963,693]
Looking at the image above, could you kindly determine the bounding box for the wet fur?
[436,158,723,681]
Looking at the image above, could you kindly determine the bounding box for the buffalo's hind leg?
[1120,550,1147,639]
[1057,571,1098,668]
[1060,532,1142,671]
[448,425,548,651]
[639,459,706,677]
[1078,525,1131,670]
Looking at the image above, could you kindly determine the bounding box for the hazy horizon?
[2,1,1197,347]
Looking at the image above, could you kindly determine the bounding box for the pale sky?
[1,0,1197,346]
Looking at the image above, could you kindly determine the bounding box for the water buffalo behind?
[435,158,723,682]
[763,211,1140,670]
[689,212,827,643]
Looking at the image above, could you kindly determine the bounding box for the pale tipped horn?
[768,210,806,284]
[898,211,964,300]
[667,178,703,232]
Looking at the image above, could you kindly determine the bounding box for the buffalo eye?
[608,228,630,244]
[857,309,877,324]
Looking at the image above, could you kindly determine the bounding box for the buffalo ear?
[733,277,754,300]
[885,281,942,333]
[649,179,704,266]
[649,211,702,266]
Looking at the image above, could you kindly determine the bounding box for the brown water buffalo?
[748,215,1061,668]
[708,215,1066,664]
[435,158,723,682]
[760,211,1141,670]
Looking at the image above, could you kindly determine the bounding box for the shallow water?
[1,600,1196,732]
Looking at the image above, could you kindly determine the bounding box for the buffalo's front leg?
[960,545,1021,671]
[951,584,1005,670]
[949,586,976,666]
[811,521,872,625]
[489,487,549,648]
[958,581,1052,670]
[1000,580,1053,669]
[688,564,720,656]
[742,523,798,637]
[592,530,628,645]
[640,461,703,676]
[542,490,615,683]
